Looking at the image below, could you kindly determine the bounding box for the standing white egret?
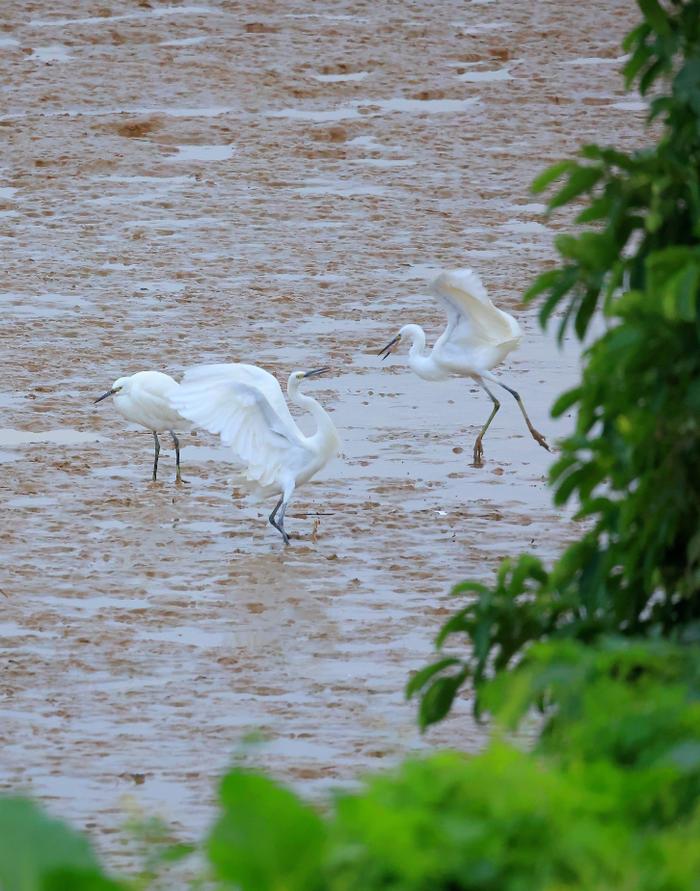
[379,268,550,466]
[94,370,186,483]
[170,364,340,545]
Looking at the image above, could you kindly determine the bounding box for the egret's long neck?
[404,325,442,380]
[288,383,340,456]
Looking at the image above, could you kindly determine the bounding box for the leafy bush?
[485,639,700,827]
[3,641,700,890]
[410,0,700,727]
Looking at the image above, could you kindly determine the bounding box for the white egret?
[94,370,186,483]
[171,364,340,545]
[379,268,550,466]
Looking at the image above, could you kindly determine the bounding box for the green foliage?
[486,639,700,828]
[0,798,112,891]
[4,643,700,890]
[329,746,634,891]
[411,0,700,727]
[207,769,326,891]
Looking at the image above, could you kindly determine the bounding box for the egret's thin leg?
[472,380,500,467]
[276,499,291,547]
[494,380,550,453]
[169,430,185,484]
[270,483,294,546]
[268,496,283,533]
[152,431,161,481]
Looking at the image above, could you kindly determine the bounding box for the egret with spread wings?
[379,268,549,466]
[171,364,340,544]
[94,370,187,483]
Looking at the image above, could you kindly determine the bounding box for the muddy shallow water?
[2,0,643,870]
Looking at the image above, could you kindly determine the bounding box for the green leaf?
[603,261,626,314]
[531,161,575,195]
[661,263,698,321]
[406,658,462,699]
[603,324,644,354]
[579,145,635,169]
[549,166,603,211]
[451,580,490,597]
[556,296,578,344]
[208,771,325,891]
[536,266,579,328]
[623,38,652,87]
[554,467,585,507]
[649,96,673,120]
[576,195,612,224]
[674,59,700,115]
[435,610,472,648]
[523,269,561,303]
[639,57,666,95]
[418,672,467,729]
[621,22,649,53]
[556,231,617,270]
[574,288,599,339]
[638,0,672,37]
[647,246,700,280]
[551,387,583,418]
[0,798,103,891]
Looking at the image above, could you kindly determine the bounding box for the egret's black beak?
[303,367,331,379]
[379,334,401,361]
[94,388,117,404]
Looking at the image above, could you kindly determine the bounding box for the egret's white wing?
[177,363,297,430]
[171,378,309,489]
[430,268,520,346]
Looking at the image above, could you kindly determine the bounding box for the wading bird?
[171,364,340,545]
[379,268,550,466]
[94,370,186,483]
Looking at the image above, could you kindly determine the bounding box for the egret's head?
[380,323,420,360]
[93,377,127,404]
[288,367,331,390]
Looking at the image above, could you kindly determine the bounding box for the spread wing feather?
[175,363,297,430]
[430,268,520,346]
[171,373,309,489]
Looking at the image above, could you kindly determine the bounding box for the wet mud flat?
[1,0,643,869]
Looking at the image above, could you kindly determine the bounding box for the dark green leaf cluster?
[411,0,700,728]
[527,0,700,341]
